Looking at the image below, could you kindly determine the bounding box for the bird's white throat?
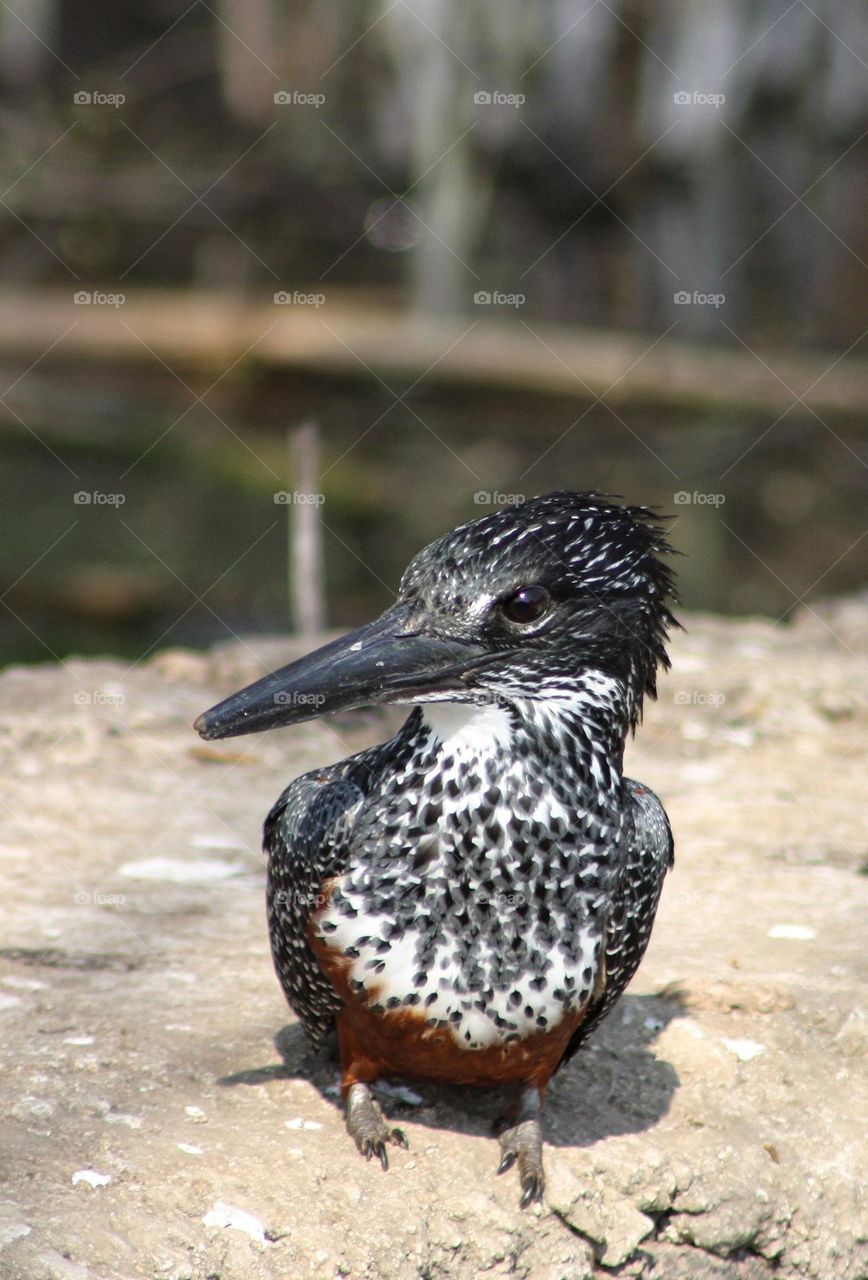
[419,701,512,756]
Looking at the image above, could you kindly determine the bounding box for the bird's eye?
[501,584,551,624]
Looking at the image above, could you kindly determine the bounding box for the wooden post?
[287,422,325,638]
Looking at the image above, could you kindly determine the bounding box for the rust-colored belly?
[310,920,586,1094]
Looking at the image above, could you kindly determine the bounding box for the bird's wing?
[557,778,673,1068]
[264,763,369,1045]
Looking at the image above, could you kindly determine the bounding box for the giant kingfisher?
[195,491,678,1206]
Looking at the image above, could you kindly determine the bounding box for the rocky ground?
[0,601,866,1280]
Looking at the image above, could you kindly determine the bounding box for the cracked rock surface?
[0,603,866,1279]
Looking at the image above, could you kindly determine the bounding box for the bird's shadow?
[217,991,682,1148]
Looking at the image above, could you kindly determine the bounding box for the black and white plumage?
[196,491,678,1205]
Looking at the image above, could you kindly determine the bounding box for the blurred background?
[0,0,866,664]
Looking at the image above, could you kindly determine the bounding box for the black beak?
[194,604,490,740]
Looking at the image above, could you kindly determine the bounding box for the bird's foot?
[345,1082,408,1171]
[495,1085,545,1208]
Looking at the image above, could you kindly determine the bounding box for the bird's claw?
[345,1083,408,1172]
[519,1173,544,1209]
[360,1126,409,1170]
[495,1087,545,1209]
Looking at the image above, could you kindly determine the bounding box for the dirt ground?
[0,601,866,1280]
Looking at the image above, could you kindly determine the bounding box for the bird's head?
[195,492,678,741]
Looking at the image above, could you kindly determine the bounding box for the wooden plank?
[0,288,865,417]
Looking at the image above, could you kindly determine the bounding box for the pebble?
[189,833,247,851]
[768,924,815,940]
[202,1201,267,1245]
[119,857,244,882]
[72,1170,111,1189]
[722,1038,765,1061]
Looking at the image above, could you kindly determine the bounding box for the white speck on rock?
[189,832,246,850]
[119,857,243,883]
[723,727,755,748]
[373,1080,424,1106]
[104,1112,142,1129]
[768,924,815,940]
[72,1170,111,1188]
[0,844,29,859]
[0,1223,31,1250]
[2,976,47,990]
[63,1035,95,1046]
[176,1142,202,1155]
[0,993,23,1011]
[723,1038,765,1061]
[284,1117,322,1130]
[185,1105,207,1121]
[12,1096,55,1120]
[203,1201,267,1245]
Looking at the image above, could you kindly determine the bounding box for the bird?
[194,491,678,1207]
